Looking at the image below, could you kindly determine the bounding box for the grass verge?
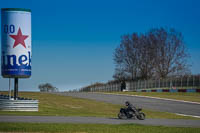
[0,92,119,117]
[0,92,197,119]
[0,122,200,133]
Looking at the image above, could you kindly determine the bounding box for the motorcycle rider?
[125,101,137,117]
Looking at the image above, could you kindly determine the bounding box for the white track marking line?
[175,113,200,118]
[98,92,200,105]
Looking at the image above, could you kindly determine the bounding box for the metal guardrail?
[0,95,38,111]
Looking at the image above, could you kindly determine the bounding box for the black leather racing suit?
[126,104,137,118]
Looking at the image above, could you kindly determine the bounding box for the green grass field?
[108,92,200,103]
[0,92,200,133]
[0,123,200,133]
[0,92,197,119]
[0,92,119,117]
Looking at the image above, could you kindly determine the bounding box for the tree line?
[113,27,190,81]
[38,83,59,92]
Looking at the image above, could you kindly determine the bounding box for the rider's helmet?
[125,101,130,106]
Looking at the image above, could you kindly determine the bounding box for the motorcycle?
[118,107,146,120]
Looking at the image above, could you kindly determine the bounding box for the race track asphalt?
[0,116,200,127]
[56,92,200,116]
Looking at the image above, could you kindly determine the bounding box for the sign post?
[8,78,11,99]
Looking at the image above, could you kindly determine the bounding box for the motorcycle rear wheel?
[118,112,127,119]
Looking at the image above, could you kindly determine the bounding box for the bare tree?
[113,33,141,80]
[113,27,190,80]
[147,27,190,78]
[137,34,156,79]
[113,67,128,81]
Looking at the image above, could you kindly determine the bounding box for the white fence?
[80,75,200,92]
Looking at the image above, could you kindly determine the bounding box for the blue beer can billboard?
[1,8,32,78]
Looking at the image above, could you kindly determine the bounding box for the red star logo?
[9,28,29,48]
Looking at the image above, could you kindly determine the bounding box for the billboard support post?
[9,78,11,99]
[14,78,18,100]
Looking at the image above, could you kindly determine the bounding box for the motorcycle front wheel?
[137,112,145,120]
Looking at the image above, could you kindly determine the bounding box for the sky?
[0,0,200,92]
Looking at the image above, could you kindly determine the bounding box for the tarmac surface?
[56,92,200,116]
[1,116,200,127]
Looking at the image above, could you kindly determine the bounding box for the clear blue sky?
[0,0,200,91]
